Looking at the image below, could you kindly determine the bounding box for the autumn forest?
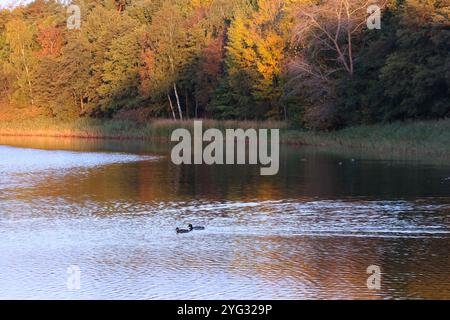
[0,0,448,130]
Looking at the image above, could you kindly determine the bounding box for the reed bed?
[0,117,449,160]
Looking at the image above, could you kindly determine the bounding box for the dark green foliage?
[335,0,449,126]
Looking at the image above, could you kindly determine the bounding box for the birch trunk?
[168,93,176,120]
[21,45,34,106]
[173,83,183,120]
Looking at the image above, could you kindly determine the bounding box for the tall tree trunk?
[167,93,176,120]
[347,29,353,75]
[168,55,182,119]
[173,83,183,120]
[80,95,84,115]
[21,45,34,106]
[345,1,353,76]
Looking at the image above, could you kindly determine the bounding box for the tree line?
[0,0,448,129]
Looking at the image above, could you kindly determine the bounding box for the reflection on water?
[0,137,449,299]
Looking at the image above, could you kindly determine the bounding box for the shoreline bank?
[0,118,449,160]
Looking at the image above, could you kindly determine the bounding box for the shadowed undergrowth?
[284,120,450,162]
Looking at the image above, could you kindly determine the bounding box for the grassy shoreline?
[0,118,449,160]
[284,120,450,162]
[0,118,286,140]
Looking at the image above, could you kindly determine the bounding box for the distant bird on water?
[188,224,205,231]
[176,227,191,234]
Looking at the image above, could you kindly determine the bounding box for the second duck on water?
[176,227,191,234]
[188,224,205,231]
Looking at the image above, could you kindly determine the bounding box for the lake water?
[0,136,449,299]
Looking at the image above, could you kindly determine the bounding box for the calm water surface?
[0,137,449,299]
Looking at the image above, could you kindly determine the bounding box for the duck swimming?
[188,224,205,231]
[176,227,191,234]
